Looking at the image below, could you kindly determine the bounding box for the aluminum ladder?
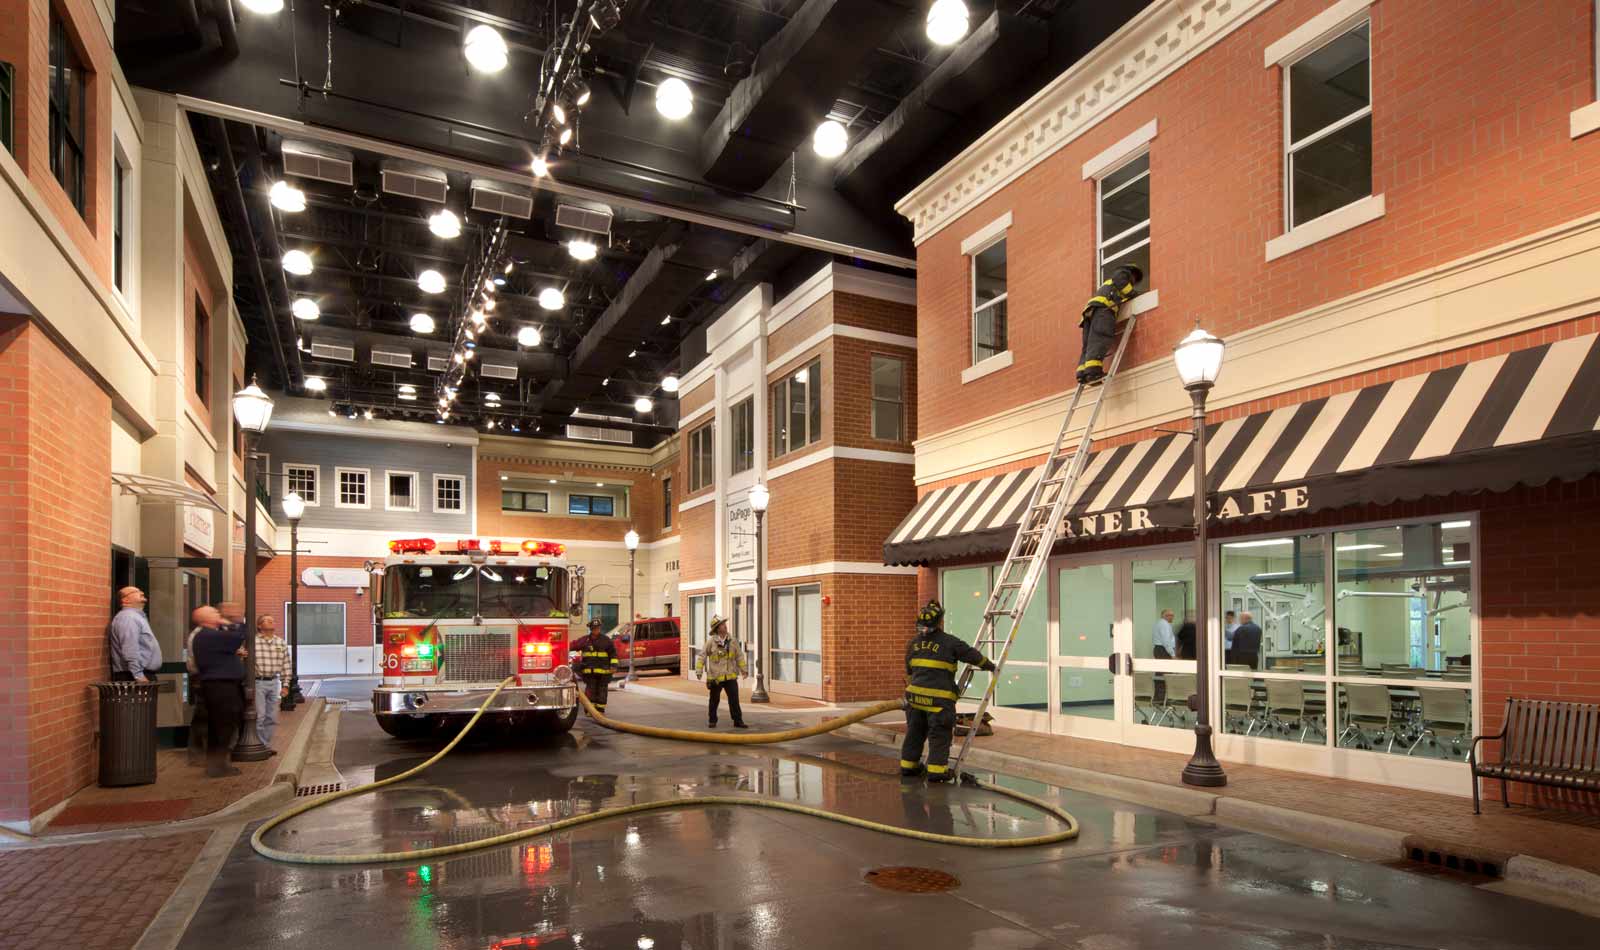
[950,309,1140,778]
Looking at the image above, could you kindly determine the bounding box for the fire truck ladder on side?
[950,310,1140,778]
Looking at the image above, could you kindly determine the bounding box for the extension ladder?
[950,310,1139,778]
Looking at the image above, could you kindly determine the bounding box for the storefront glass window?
[1333,520,1473,677]
[1131,556,1195,660]
[1220,534,1327,671]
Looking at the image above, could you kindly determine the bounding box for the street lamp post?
[280,491,305,711]
[231,377,274,762]
[748,482,770,703]
[1174,328,1228,788]
[625,529,640,683]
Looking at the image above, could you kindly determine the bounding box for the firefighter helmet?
[587,617,603,631]
[917,599,946,629]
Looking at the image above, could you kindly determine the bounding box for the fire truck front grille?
[441,631,514,683]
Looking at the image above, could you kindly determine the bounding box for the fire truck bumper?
[372,683,578,717]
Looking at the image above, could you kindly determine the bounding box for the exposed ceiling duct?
[470,179,534,219]
[380,160,449,204]
[699,0,913,192]
[282,140,355,186]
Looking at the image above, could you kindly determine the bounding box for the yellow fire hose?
[250,677,1079,865]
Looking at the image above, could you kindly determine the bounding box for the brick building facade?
[888,0,1600,797]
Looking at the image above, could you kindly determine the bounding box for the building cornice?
[895,0,1282,245]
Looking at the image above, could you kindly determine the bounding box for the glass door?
[1122,552,1201,752]
[1050,560,1122,740]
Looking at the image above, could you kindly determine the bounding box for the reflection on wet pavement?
[179,694,1598,950]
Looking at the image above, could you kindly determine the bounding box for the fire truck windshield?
[383,564,570,620]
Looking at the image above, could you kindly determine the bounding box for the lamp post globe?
[749,483,770,703]
[231,379,274,761]
[625,529,640,682]
[282,491,305,522]
[1175,326,1228,788]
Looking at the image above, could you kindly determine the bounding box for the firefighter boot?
[927,770,954,784]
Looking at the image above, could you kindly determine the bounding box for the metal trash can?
[95,681,159,786]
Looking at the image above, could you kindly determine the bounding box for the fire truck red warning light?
[521,540,566,557]
[388,538,437,554]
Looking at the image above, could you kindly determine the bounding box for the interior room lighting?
[291,298,320,321]
[1335,544,1386,552]
[1441,520,1472,529]
[240,0,284,13]
[655,77,693,120]
[410,313,435,333]
[464,25,509,74]
[538,287,565,310]
[303,376,327,392]
[418,270,446,294]
[568,238,598,261]
[282,249,314,275]
[269,180,305,212]
[1225,538,1293,548]
[517,326,542,347]
[812,120,848,158]
[925,0,970,46]
[428,209,462,239]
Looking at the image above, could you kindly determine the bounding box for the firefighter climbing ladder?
[950,309,1140,778]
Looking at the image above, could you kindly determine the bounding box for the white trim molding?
[1082,119,1159,180]
[1265,193,1386,262]
[679,579,717,592]
[1264,0,1374,68]
[766,324,918,376]
[1130,290,1161,315]
[678,400,715,430]
[333,467,372,510]
[961,349,1014,384]
[432,473,467,514]
[767,446,916,482]
[382,470,421,513]
[1572,100,1600,139]
[960,212,1013,255]
[679,493,717,514]
[767,262,917,336]
[284,463,321,507]
[896,0,1283,244]
[767,561,922,582]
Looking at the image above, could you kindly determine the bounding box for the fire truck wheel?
[376,715,437,740]
[534,706,578,735]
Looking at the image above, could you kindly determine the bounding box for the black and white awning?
[886,332,1600,566]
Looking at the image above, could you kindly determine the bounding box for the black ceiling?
[116,0,1151,445]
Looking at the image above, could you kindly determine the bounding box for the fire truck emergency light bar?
[387,537,567,557]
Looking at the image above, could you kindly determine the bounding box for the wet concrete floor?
[178,689,1596,949]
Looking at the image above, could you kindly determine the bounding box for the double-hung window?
[48,11,87,215]
[730,397,754,474]
[1284,21,1372,229]
[662,477,673,528]
[285,464,318,505]
[434,475,465,513]
[193,296,210,405]
[1,61,14,155]
[770,360,822,458]
[971,239,1008,364]
[688,423,715,492]
[1097,154,1150,290]
[871,356,905,442]
[336,468,370,509]
[112,157,127,292]
[568,494,615,516]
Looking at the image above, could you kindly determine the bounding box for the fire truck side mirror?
[570,566,586,616]
[363,559,385,576]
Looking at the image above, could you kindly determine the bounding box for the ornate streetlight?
[748,482,771,703]
[1174,328,1228,788]
[231,378,274,761]
[624,529,640,683]
[280,490,305,710]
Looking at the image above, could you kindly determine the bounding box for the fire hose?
[250,677,1079,865]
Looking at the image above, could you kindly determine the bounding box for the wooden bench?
[1469,698,1600,814]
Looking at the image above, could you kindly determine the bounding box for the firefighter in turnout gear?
[573,618,619,717]
[1076,263,1143,384]
[901,600,995,783]
[695,615,749,728]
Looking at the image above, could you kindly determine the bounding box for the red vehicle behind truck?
[610,616,681,675]
[370,537,584,739]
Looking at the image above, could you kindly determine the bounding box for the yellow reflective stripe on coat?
[909,701,942,712]
[909,658,957,672]
[906,684,959,700]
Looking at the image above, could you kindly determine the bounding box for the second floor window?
[386,472,418,511]
[731,397,754,474]
[502,490,549,512]
[689,423,714,492]
[662,477,673,528]
[113,158,127,291]
[1,61,14,155]
[193,296,210,405]
[336,468,369,509]
[1097,153,1150,290]
[48,11,87,215]
[285,464,318,505]
[971,238,1007,364]
[871,356,905,442]
[771,360,822,457]
[1285,21,1371,229]
[434,475,465,513]
[568,494,615,516]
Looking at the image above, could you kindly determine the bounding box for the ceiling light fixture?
[567,77,592,108]
[418,270,446,294]
[269,180,306,212]
[398,392,416,401]
[291,298,320,321]
[463,25,509,74]
[303,376,327,392]
[705,270,718,281]
[399,384,416,394]
[282,249,314,275]
[812,120,848,158]
[240,0,284,14]
[517,326,542,347]
[926,0,970,46]
[558,126,574,146]
[428,209,461,239]
[538,287,565,310]
[568,238,598,261]
[660,314,671,325]
[504,261,515,274]
[551,101,568,126]
[485,392,501,402]
[493,276,506,287]
[589,0,622,32]
[454,353,465,365]
[662,375,680,393]
[410,313,435,333]
[463,350,474,360]
[531,154,551,178]
[633,397,653,413]
[627,350,637,358]
[483,298,497,312]
[655,77,693,120]
[602,378,610,386]
[470,309,487,327]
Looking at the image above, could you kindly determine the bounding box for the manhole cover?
[295,783,343,797]
[863,866,960,893]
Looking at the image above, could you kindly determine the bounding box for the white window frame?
[334,467,371,510]
[433,473,466,514]
[1095,151,1151,289]
[688,423,715,492]
[968,236,1008,367]
[384,470,420,512]
[1282,18,1373,233]
[501,488,550,513]
[730,396,755,474]
[284,463,320,507]
[1572,2,1600,137]
[959,212,1012,372]
[111,140,131,297]
[567,492,619,517]
[870,355,905,442]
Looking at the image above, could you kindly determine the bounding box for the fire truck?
[368,537,583,739]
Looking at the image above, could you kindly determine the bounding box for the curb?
[271,698,327,788]
[1503,854,1600,905]
[1214,798,1407,861]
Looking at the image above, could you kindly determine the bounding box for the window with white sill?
[971,238,1008,365]
[1097,153,1151,292]
[1284,21,1372,230]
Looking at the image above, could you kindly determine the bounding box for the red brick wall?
[834,292,916,337]
[0,317,113,821]
[822,573,919,702]
[476,456,655,543]
[766,460,833,571]
[253,554,375,649]
[831,336,916,452]
[915,0,1600,440]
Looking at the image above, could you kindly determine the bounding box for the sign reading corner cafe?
[1059,485,1310,540]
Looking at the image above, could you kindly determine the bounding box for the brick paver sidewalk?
[42,701,315,834]
[0,830,211,950]
[862,720,1600,875]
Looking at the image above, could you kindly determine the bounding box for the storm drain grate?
[864,866,960,893]
[295,783,343,797]
[1395,847,1503,880]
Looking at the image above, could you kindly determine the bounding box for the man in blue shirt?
[191,605,249,778]
[108,586,163,682]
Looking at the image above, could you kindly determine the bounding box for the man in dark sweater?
[1229,611,1263,670]
[190,606,249,778]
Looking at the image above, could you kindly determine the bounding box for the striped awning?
[885,332,1600,566]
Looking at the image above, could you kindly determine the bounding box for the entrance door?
[728,592,754,674]
[1121,552,1201,752]
[1050,560,1123,740]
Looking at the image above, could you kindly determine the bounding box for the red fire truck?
[369,537,583,739]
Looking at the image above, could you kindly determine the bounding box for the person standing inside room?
[1230,611,1263,670]
[572,618,619,717]
[253,613,290,746]
[696,615,748,729]
[1176,612,1197,661]
[1152,608,1177,659]
[1224,611,1240,654]
[190,606,249,778]
[900,600,995,783]
[108,586,162,683]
